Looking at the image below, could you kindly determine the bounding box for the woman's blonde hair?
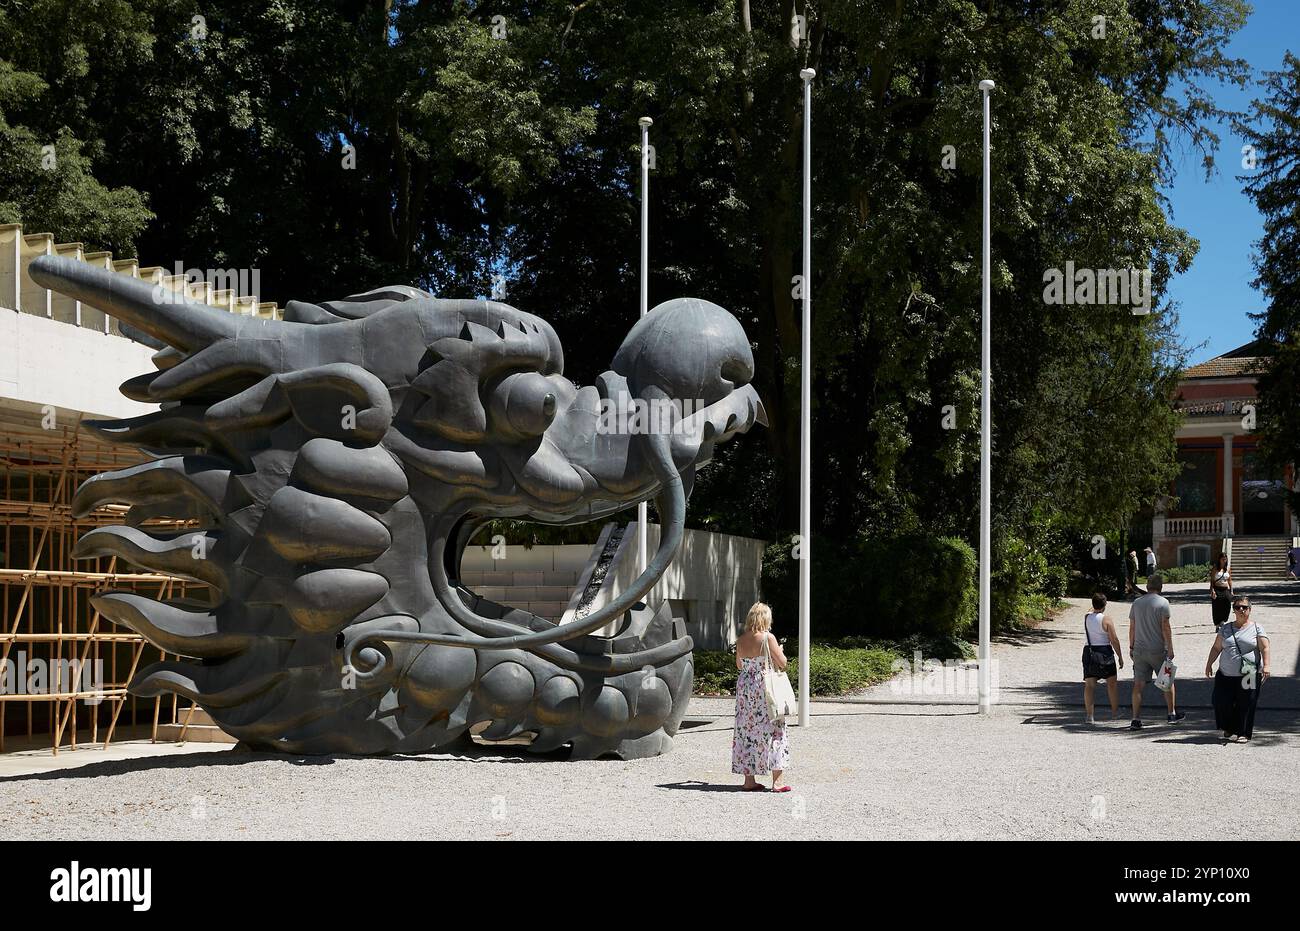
[744,602,773,634]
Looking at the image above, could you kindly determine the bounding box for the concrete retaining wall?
[596,523,765,650]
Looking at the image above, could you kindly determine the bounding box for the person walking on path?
[1205,594,1272,742]
[1144,547,1157,579]
[1128,574,1186,729]
[1125,550,1140,597]
[1082,592,1125,723]
[1210,552,1234,626]
[731,602,792,792]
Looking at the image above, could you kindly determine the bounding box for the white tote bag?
[760,635,798,720]
[1154,657,1177,692]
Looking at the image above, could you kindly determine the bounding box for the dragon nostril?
[720,357,752,388]
[488,372,559,439]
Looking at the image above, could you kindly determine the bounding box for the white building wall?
[0,309,156,420]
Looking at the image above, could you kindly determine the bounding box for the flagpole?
[638,116,652,575]
[798,68,815,728]
[978,79,995,715]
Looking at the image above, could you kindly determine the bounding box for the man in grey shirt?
[1128,574,1186,729]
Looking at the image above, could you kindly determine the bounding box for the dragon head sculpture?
[31,255,765,758]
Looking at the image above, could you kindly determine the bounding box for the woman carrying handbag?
[1081,592,1125,723]
[1205,594,1271,741]
[731,602,793,792]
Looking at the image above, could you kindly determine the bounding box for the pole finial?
[638,116,653,127]
[979,79,996,92]
[800,67,816,82]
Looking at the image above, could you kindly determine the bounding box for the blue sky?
[1162,1,1297,365]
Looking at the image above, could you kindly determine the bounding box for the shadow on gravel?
[993,627,1063,647]
[1018,702,1297,746]
[1162,579,1300,609]
[1014,675,1300,712]
[656,780,755,793]
[0,749,308,783]
[1150,733,1242,746]
[0,739,571,782]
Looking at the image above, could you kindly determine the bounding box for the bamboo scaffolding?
[0,419,206,753]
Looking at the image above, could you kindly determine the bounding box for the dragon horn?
[28,254,251,351]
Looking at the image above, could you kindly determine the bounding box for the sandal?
[742,784,766,792]
[771,785,793,793]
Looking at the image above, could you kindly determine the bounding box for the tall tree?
[0,0,1252,629]
[0,1,153,253]
[1239,51,1300,500]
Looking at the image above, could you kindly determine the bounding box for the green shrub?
[991,530,1072,630]
[1148,563,1210,584]
[790,643,901,695]
[760,535,977,641]
[692,641,905,697]
[691,649,736,694]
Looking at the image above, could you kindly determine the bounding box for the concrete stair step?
[474,585,575,602]
[156,723,236,744]
[462,570,580,587]
[522,601,568,620]
[180,707,217,727]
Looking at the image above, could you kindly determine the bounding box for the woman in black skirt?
[1209,552,1233,626]
[1081,592,1124,723]
[1205,595,1271,741]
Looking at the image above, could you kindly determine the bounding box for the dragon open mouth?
[29,254,764,759]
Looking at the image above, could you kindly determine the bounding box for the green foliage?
[691,649,736,695]
[0,1,1253,628]
[1237,52,1300,494]
[1151,563,1211,584]
[789,643,906,696]
[992,524,1072,628]
[692,641,904,697]
[763,534,977,639]
[0,59,151,251]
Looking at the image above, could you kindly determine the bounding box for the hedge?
[692,641,904,697]
[761,534,978,640]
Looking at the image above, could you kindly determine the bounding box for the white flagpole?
[638,116,652,574]
[798,68,815,728]
[978,79,995,715]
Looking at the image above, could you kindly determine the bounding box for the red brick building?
[1153,341,1297,579]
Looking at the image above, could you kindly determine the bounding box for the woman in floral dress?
[731,602,792,792]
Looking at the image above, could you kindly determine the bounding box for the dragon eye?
[488,372,558,439]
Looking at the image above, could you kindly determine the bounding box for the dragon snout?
[612,298,755,409]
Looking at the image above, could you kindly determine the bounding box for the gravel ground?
[1,582,1296,840]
